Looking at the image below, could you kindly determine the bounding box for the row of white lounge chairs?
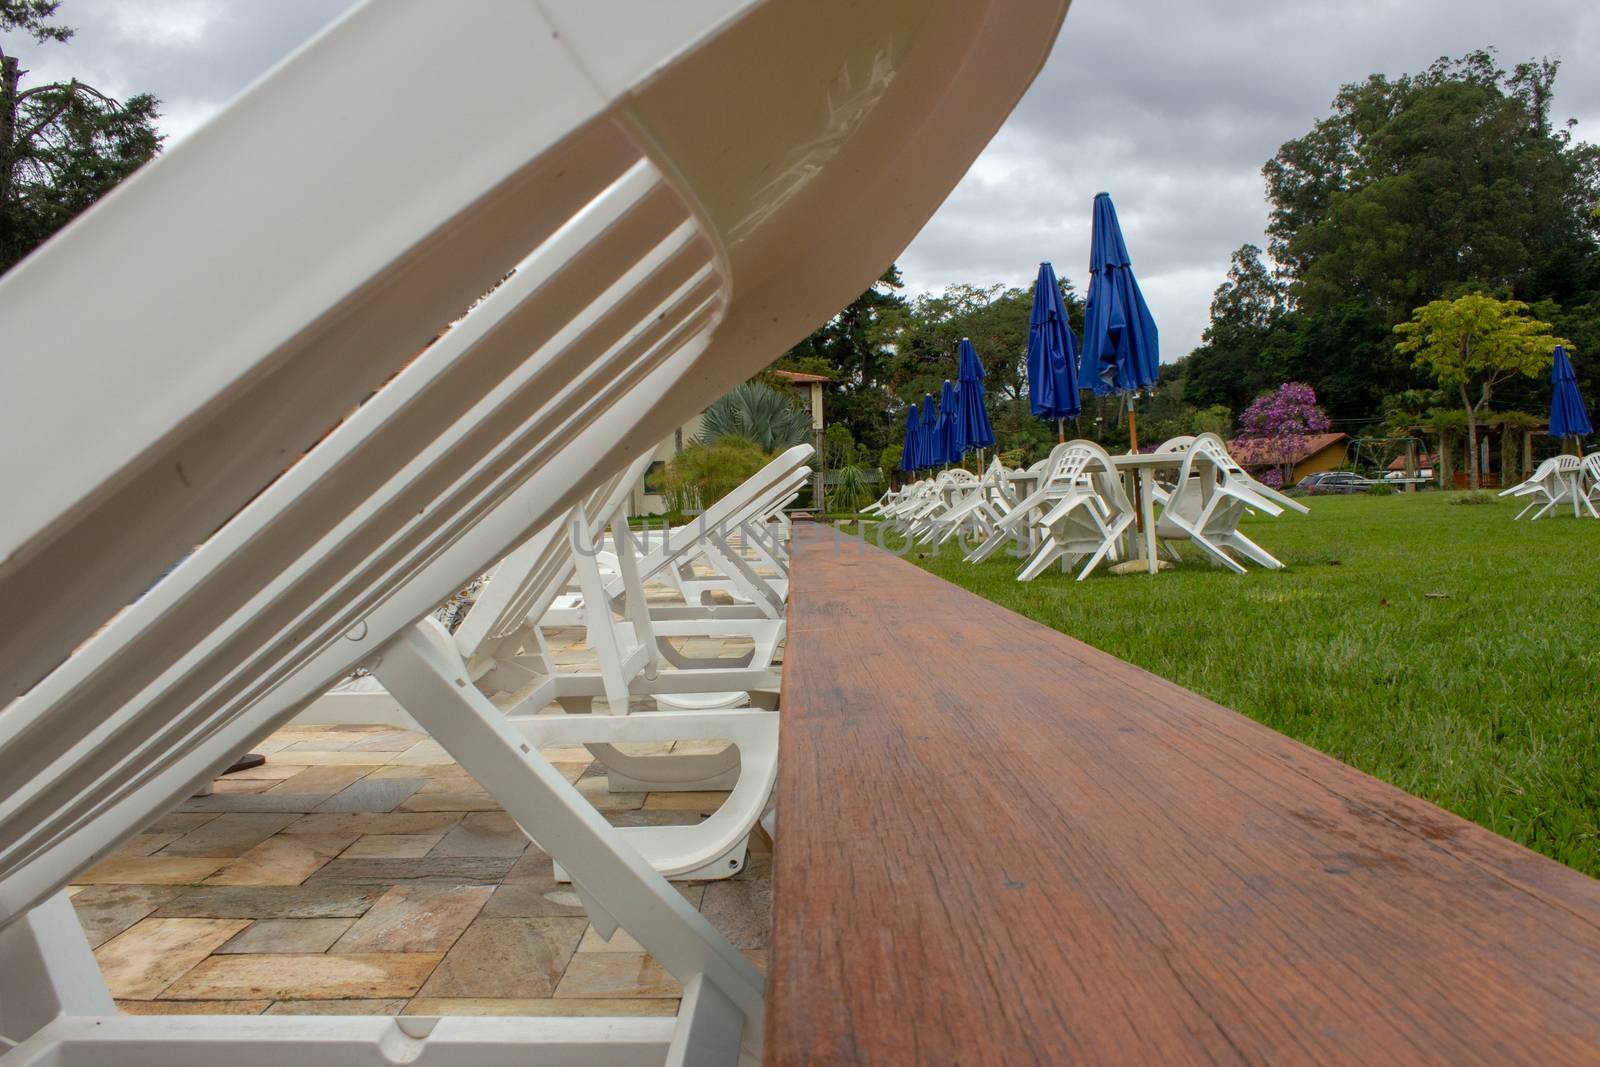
[360,445,810,882]
[0,0,1070,1061]
[1499,453,1600,520]
[865,433,1309,580]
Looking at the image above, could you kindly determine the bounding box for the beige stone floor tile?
[117,999,270,1014]
[264,999,407,1015]
[314,776,426,813]
[71,885,182,948]
[204,833,356,886]
[538,745,593,762]
[306,855,517,886]
[209,779,277,795]
[574,776,645,812]
[397,791,502,813]
[347,731,427,752]
[218,763,307,781]
[260,750,395,766]
[415,917,585,999]
[576,924,646,954]
[640,791,730,812]
[743,948,768,975]
[553,953,682,999]
[414,775,484,795]
[155,884,386,919]
[265,766,372,795]
[216,918,356,954]
[389,740,455,765]
[368,763,475,781]
[159,812,299,857]
[429,812,530,858]
[551,762,590,784]
[279,738,359,753]
[77,855,230,885]
[249,738,295,755]
[699,873,771,950]
[342,832,446,859]
[96,917,251,998]
[479,880,587,919]
[333,885,492,953]
[403,997,677,1017]
[162,953,443,1000]
[117,832,185,856]
[143,812,221,834]
[282,811,461,836]
[608,741,679,757]
[669,740,736,756]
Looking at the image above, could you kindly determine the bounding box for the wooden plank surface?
[768,524,1600,1064]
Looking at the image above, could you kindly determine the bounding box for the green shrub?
[1366,482,1395,496]
[666,436,770,509]
[831,464,872,512]
[1448,490,1497,506]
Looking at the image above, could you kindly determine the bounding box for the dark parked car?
[1295,472,1328,492]
[1300,471,1369,495]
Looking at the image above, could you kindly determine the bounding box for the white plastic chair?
[1501,455,1592,520]
[1584,453,1600,516]
[968,445,1078,564]
[1017,441,1133,581]
[0,0,1067,1061]
[1155,434,1308,573]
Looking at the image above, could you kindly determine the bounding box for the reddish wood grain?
[768,524,1600,1065]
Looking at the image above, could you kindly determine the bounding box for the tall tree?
[1394,293,1567,488]
[1185,244,1288,411]
[1264,50,1600,321]
[1,0,162,274]
[773,264,907,454]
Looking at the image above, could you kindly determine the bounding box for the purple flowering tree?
[1239,382,1331,487]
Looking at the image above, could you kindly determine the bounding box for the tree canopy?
[1,0,163,274]
[1182,48,1600,437]
[1395,293,1566,487]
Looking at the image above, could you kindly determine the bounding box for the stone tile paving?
[70,626,771,1017]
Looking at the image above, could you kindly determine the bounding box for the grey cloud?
[902,0,1600,361]
[5,0,1597,362]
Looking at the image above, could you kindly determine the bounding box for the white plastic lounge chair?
[1155,434,1308,573]
[0,0,1067,1062]
[1584,453,1600,516]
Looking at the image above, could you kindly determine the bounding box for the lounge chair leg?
[370,623,765,1060]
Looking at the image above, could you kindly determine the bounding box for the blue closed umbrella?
[919,393,939,469]
[900,403,920,474]
[1081,192,1159,448]
[936,379,961,465]
[956,338,995,454]
[1026,261,1080,440]
[1549,345,1593,445]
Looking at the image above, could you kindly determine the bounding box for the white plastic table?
[1108,452,1184,575]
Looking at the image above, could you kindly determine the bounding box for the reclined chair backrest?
[450,453,653,667]
[0,0,1069,931]
[605,444,813,596]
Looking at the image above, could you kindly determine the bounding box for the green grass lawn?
[847,492,1600,877]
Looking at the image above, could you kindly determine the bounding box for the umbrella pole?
[1127,397,1140,453]
[1056,418,1065,443]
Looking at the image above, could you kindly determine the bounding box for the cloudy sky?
[7,0,1598,359]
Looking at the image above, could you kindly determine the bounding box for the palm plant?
[699,383,811,452]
